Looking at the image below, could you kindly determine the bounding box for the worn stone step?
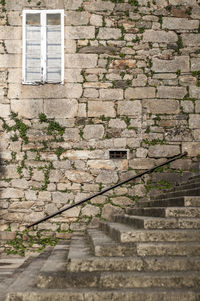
[5,288,200,301]
[137,242,200,256]
[87,228,137,257]
[127,207,200,218]
[114,214,200,230]
[36,270,200,289]
[135,196,200,208]
[154,188,200,200]
[100,221,200,243]
[66,232,200,273]
[168,181,200,193]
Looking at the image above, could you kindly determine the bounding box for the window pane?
[26,13,40,26]
[47,14,61,25]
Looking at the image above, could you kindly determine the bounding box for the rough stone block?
[96,170,118,184]
[196,100,200,113]
[118,100,142,116]
[152,56,189,73]
[11,179,29,189]
[87,160,115,170]
[90,14,103,26]
[98,28,121,40]
[65,54,98,68]
[0,104,10,118]
[0,54,21,68]
[81,204,100,216]
[88,101,116,117]
[65,170,94,183]
[5,40,22,54]
[8,84,83,99]
[83,0,115,11]
[65,39,76,53]
[190,87,200,99]
[142,99,180,114]
[65,26,95,39]
[83,125,104,140]
[1,188,24,199]
[65,12,89,25]
[84,88,99,98]
[191,58,200,72]
[44,99,78,118]
[189,114,200,129]
[0,26,21,40]
[182,142,200,156]
[108,118,126,129]
[65,69,83,82]
[65,0,83,10]
[182,34,200,47]
[143,30,178,43]
[191,6,200,20]
[99,89,123,100]
[125,87,156,99]
[157,87,187,99]
[148,145,180,158]
[11,99,43,118]
[169,0,196,5]
[163,17,199,30]
[8,11,22,26]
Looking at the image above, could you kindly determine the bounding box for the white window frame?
[22,9,64,85]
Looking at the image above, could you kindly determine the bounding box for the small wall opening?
[109,150,128,159]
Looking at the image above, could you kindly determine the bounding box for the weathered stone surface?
[45,203,58,215]
[84,88,99,98]
[90,14,102,26]
[65,12,89,25]
[108,119,126,129]
[189,114,200,129]
[102,204,123,220]
[11,99,43,118]
[196,101,200,113]
[0,54,21,68]
[66,170,94,183]
[143,30,178,43]
[182,34,200,46]
[118,100,142,116]
[152,56,189,73]
[65,26,95,39]
[38,191,51,201]
[1,188,24,198]
[52,192,74,203]
[79,45,117,55]
[83,125,104,140]
[62,206,81,217]
[65,54,98,68]
[8,84,83,99]
[87,160,115,170]
[125,87,156,99]
[0,104,10,118]
[163,17,199,30]
[5,40,22,54]
[132,74,147,87]
[190,87,200,99]
[182,142,200,156]
[98,28,122,40]
[142,99,180,114]
[11,179,29,189]
[191,59,200,72]
[96,171,118,184]
[129,158,156,169]
[0,26,21,40]
[99,89,123,100]
[169,0,196,5]
[81,204,100,216]
[65,0,83,10]
[148,145,180,158]
[157,87,186,99]
[44,99,78,118]
[65,69,83,83]
[88,101,116,117]
[83,1,115,11]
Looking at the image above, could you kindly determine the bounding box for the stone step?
[36,270,200,289]
[5,288,200,301]
[154,188,200,200]
[114,214,200,230]
[87,228,137,257]
[165,181,200,194]
[126,207,200,218]
[100,221,200,243]
[67,232,200,273]
[135,196,200,208]
[137,242,200,256]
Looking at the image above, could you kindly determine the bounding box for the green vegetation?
[4,230,58,257]
[192,71,200,87]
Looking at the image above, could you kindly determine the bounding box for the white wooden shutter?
[25,13,41,83]
[46,13,62,83]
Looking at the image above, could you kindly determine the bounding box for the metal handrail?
[27,152,187,228]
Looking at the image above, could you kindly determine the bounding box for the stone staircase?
[2,175,200,301]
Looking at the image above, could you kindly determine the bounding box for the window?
[23,10,64,84]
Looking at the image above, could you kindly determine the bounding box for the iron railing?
[27,152,187,228]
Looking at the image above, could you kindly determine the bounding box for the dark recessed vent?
[109,150,127,159]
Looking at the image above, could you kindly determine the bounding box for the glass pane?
[47,14,61,25]
[26,13,40,26]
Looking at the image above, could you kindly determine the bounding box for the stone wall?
[0,0,200,232]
